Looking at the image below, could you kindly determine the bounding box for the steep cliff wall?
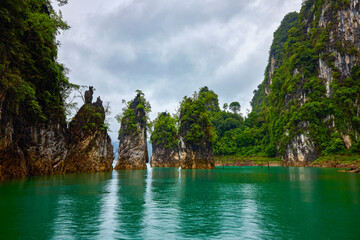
[65,89,114,173]
[0,111,68,179]
[251,0,360,164]
[0,1,69,180]
[115,92,150,170]
[0,1,114,180]
[178,95,215,169]
[150,112,180,168]
[251,12,299,112]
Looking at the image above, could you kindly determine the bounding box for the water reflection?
[0,167,360,239]
[98,171,119,239]
[51,173,112,239]
[179,169,222,238]
[114,170,146,239]
[142,168,181,238]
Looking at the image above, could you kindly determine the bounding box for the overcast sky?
[54,0,302,141]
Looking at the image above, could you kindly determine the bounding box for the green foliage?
[233,0,359,160]
[198,86,220,112]
[223,103,228,111]
[229,102,241,114]
[251,12,299,113]
[151,113,178,149]
[0,0,70,122]
[351,141,360,154]
[179,88,216,146]
[69,103,106,134]
[322,132,347,155]
[117,90,151,138]
[210,111,244,138]
[311,154,360,167]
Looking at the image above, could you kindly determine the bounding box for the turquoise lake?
[0,167,359,239]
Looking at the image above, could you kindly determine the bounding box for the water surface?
[0,167,359,239]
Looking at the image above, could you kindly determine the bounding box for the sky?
[54,0,302,141]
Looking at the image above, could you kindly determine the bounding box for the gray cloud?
[55,0,302,140]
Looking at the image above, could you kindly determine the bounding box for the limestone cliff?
[251,0,360,164]
[65,89,114,173]
[178,96,215,169]
[0,107,68,180]
[115,92,149,170]
[179,139,214,169]
[0,2,115,180]
[0,0,69,180]
[0,86,114,180]
[150,112,180,168]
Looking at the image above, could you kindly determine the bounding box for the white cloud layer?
[55,0,302,140]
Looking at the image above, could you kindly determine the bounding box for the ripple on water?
[0,167,359,239]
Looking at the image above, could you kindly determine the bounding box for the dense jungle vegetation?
[0,0,72,123]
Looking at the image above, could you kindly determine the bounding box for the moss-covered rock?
[150,112,180,167]
[115,91,150,170]
[65,89,114,173]
[178,92,215,169]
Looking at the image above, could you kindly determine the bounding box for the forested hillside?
[249,0,360,163]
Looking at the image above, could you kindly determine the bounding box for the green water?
[0,167,359,239]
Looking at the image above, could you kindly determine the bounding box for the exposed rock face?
[265,56,276,95]
[0,87,114,180]
[284,0,359,163]
[179,138,214,169]
[151,144,180,167]
[250,12,299,113]
[150,112,180,168]
[284,133,318,164]
[66,92,114,173]
[251,0,359,164]
[115,93,149,170]
[319,58,333,97]
[84,86,94,104]
[0,94,68,180]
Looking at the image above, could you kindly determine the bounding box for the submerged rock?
[115,91,150,170]
[150,112,180,167]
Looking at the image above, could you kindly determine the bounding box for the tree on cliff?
[229,102,241,114]
[223,103,228,111]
